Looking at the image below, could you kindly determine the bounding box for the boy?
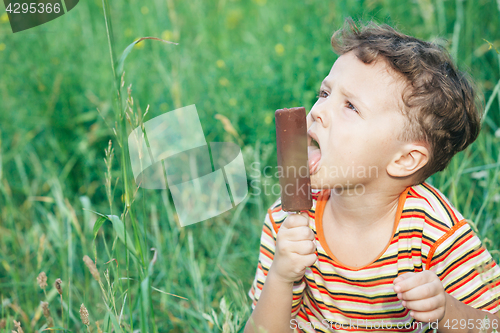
[245,19,500,333]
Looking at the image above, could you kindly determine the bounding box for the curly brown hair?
[331,18,482,184]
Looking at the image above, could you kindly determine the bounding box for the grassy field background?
[0,0,500,332]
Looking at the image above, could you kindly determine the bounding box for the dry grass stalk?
[96,321,103,333]
[37,272,48,290]
[104,140,114,211]
[54,278,63,325]
[41,302,54,328]
[104,269,110,286]
[83,255,101,282]
[54,278,62,295]
[0,318,5,329]
[37,234,46,270]
[80,303,90,326]
[13,320,23,333]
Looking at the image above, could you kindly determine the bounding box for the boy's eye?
[316,90,328,98]
[346,101,358,113]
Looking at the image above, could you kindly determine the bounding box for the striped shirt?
[248,182,500,332]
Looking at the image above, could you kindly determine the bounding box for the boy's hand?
[393,271,446,322]
[269,212,317,285]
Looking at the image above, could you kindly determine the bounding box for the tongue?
[308,146,322,174]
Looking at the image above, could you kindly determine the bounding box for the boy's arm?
[244,269,295,333]
[394,219,500,333]
[245,211,316,333]
[438,293,500,333]
[393,271,500,333]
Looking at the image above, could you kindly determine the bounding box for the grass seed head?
[54,278,62,295]
[83,255,100,282]
[41,302,54,327]
[37,272,48,290]
[0,319,5,329]
[104,268,110,284]
[80,303,90,326]
[41,301,50,318]
[13,320,23,333]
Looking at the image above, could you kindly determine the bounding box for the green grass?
[0,0,500,331]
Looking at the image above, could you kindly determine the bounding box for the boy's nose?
[308,104,328,128]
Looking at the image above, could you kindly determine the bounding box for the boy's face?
[307,51,409,190]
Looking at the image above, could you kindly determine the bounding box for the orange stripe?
[268,208,279,234]
[430,232,475,271]
[260,246,274,261]
[424,215,452,233]
[459,284,489,305]
[401,210,449,233]
[270,206,282,213]
[315,187,410,271]
[263,222,273,238]
[445,269,479,295]
[422,182,459,224]
[425,219,468,269]
[408,186,433,209]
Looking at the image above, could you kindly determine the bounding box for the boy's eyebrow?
[339,86,370,112]
[321,78,371,112]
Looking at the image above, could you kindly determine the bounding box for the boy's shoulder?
[406,183,495,276]
[401,182,484,269]
[404,182,466,231]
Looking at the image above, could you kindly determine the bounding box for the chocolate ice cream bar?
[275,107,312,212]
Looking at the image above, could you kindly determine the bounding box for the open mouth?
[310,137,320,149]
[307,133,322,175]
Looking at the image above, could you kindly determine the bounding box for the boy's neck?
[323,182,410,234]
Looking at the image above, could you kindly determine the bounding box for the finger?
[290,240,316,255]
[302,253,318,267]
[282,212,310,229]
[285,226,315,241]
[408,307,445,323]
[397,280,443,301]
[394,271,436,293]
[402,294,445,312]
[393,272,415,284]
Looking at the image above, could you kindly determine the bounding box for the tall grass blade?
[117,37,178,75]
[107,309,124,333]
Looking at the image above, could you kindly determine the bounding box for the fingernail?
[394,285,400,292]
[402,301,406,307]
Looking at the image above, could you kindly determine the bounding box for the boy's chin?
[310,174,354,190]
[310,175,333,190]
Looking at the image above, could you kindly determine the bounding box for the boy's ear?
[387,143,429,178]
